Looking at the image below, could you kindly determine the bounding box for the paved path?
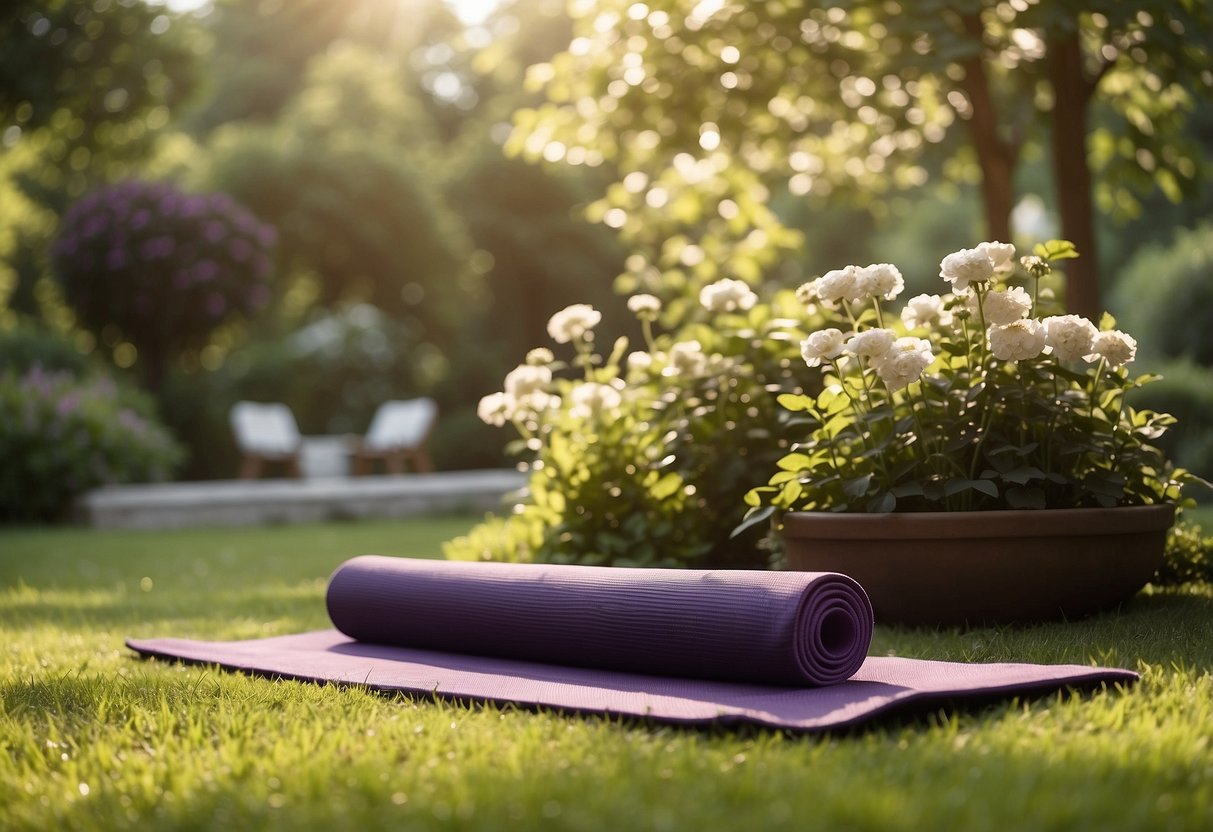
[75,470,526,530]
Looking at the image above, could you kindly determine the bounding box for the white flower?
[800,328,846,368]
[627,293,662,320]
[525,347,554,366]
[859,263,904,302]
[871,336,934,390]
[900,294,952,329]
[1042,315,1098,364]
[546,304,602,343]
[794,281,817,305]
[503,363,552,399]
[569,382,623,419]
[699,278,758,313]
[977,286,1032,326]
[844,327,897,359]
[977,241,1017,274]
[939,247,995,289]
[988,319,1047,361]
[1086,330,1137,367]
[665,340,707,376]
[514,390,560,417]
[477,391,513,427]
[626,351,653,372]
[813,266,867,304]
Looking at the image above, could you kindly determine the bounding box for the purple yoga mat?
[325,556,872,686]
[127,557,1138,732]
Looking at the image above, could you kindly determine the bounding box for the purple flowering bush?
[0,366,183,522]
[50,181,277,386]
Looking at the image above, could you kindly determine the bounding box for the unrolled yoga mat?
[127,556,1137,732]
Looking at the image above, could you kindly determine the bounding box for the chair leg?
[239,456,261,480]
[286,456,302,479]
[413,450,434,473]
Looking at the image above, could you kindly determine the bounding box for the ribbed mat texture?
[327,556,872,686]
[127,556,1138,732]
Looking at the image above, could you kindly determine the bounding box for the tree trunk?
[1047,28,1100,319]
[959,14,1016,244]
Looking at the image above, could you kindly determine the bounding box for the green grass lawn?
[2,514,1212,831]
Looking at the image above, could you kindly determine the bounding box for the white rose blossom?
[900,294,952,329]
[800,328,846,368]
[975,286,1032,326]
[525,347,554,366]
[627,293,662,319]
[977,241,1017,275]
[845,327,897,360]
[859,263,904,302]
[1086,330,1137,367]
[503,363,552,399]
[476,392,513,427]
[699,278,758,313]
[939,247,996,289]
[665,340,707,376]
[546,303,601,344]
[626,350,653,372]
[813,266,868,304]
[871,337,934,390]
[569,381,623,419]
[1041,315,1098,364]
[987,319,1048,361]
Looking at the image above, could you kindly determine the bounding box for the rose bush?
[742,240,1206,532]
[445,283,814,568]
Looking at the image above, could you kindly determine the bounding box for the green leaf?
[869,492,896,512]
[843,473,874,498]
[1004,466,1046,485]
[731,505,776,538]
[777,393,813,412]
[1005,486,1046,509]
[1034,239,1079,261]
[650,471,683,501]
[776,453,813,471]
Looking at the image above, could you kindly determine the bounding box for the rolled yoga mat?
[127,556,1138,733]
[326,556,872,687]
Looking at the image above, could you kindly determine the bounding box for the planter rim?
[780,503,1176,541]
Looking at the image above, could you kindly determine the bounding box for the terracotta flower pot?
[780,504,1175,627]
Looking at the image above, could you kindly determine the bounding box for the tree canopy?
[511,0,1213,316]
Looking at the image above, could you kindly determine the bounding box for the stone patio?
[75,469,526,530]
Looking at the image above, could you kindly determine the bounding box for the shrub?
[1155,519,1213,586]
[1110,221,1213,365]
[0,324,89,377]
[444,285,813,569]
[50,180,277,388]
[0,366,183,522]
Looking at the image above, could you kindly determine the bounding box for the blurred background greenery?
[1,0,1211,503]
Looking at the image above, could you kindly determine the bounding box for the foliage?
[1155,518,1213,586]
[200,102,479,342]
[744,241,1201,526]
[1125,359,1213,483]
[510,0,1213,316]
[0,366,182,522]
[1109,220,1213,366]
[49,180,276,388]
[445,285,811,568]
[0,322,88,378]
[0,1,201,204]
[3,521,1213,831]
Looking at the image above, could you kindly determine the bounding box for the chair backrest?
[229,401,301,455]
[363,398,438,452]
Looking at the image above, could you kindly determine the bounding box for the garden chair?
[351,397,437,475]
[229,401,303,479]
